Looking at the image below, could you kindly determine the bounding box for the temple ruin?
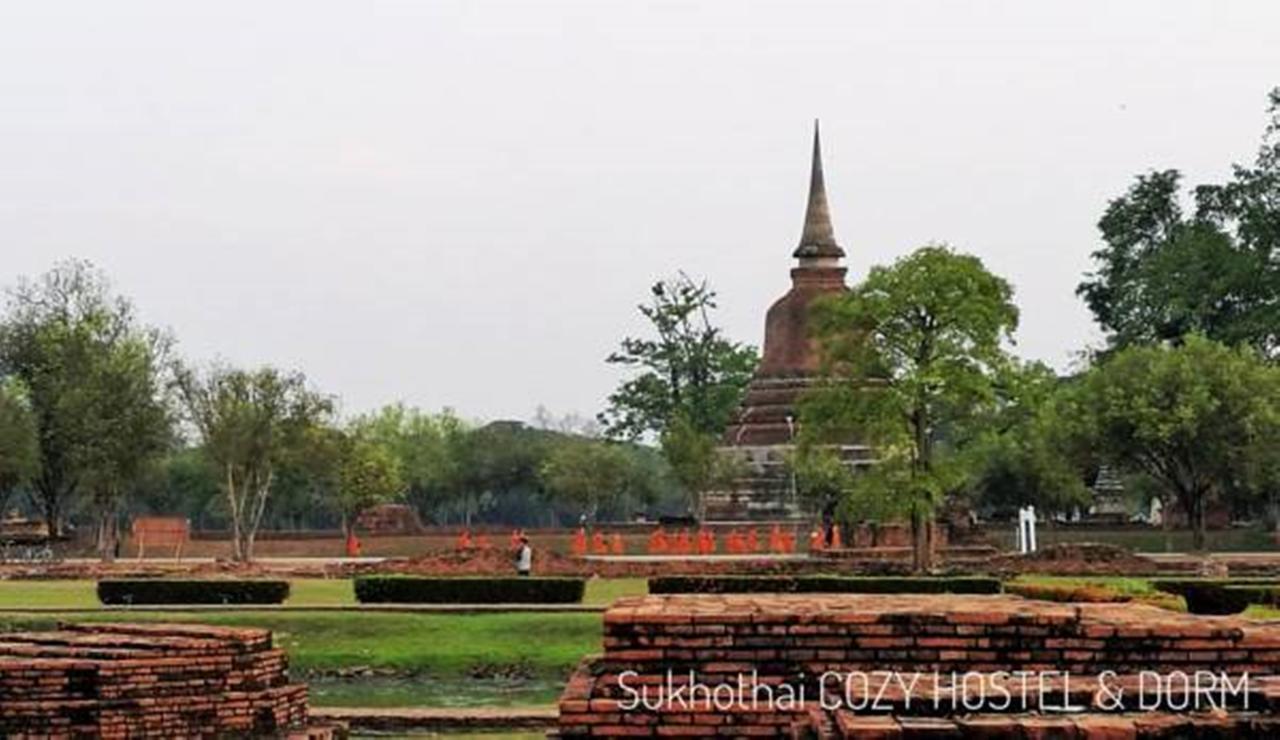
[704,123,871,522]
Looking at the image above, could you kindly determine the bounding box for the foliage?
[1060,336,1280,550]
[539,437,642,521]
[351,404,471,524]
[600,274,757,440]
[959,361,1091,516]
[1078,89,1280,357]
[648,575,1003,594]
[0,260,173,548]
[96,579,290,605]
[805,245,1019,570]
[659,412,744,515]
[335,435,403,534]
[175,364,332,561]
[354,576,586,604]
[0,379,39,507]
[788,445,856,518]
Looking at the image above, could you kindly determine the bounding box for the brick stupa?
[704,123,871,521]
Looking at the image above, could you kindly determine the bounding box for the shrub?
[1150,579,1280,615]
[1005,582,1130,603]
[97,579,290,605]
[354,576,586,604]
[647,575,1002,595]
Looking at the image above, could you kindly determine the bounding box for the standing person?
[515,535,533,577]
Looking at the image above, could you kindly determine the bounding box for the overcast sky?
[2,2,1278,423]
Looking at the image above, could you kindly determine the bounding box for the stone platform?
[0,622,318,738]
[558,594,1280,737]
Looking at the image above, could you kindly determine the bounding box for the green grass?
[1004,575,1164,598]
[310,675,565,708]
[0,577,647,609]
[0,580,100,608]
[0,577,642,709]
[0,609,601,707]
[0,610,600,674]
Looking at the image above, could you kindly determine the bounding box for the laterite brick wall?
[0,622,310,738]
[559,594,1280,737]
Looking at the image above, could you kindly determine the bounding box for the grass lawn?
[1004,575,1165,598]
[0,609,602,707]
[0,576,646,708]
[0,577,647,609]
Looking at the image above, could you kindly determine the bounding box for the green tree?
[659,412,744,516]
[175,364,332,561]
[456,421,551,526]
[805,245,1019,570]
[353,404,470,524]
[540,438,639,522]
[0,260,173,539]
[1060,335,1280,550]
[960,362,1091,517]
[333,433,404,541]
[0,379,39,510]
[600,274,757,440]
[1078,89,1280,357]
[78,329,173,560]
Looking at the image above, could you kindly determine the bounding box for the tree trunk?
[40,489,63,539]
[909,408,935,574]
[96,506,118,563]
[1191,490,1207,553]
[910,501,934,573]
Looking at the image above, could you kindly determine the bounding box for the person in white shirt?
[516,536,532,577]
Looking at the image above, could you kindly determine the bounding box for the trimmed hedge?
[648,575,1002,595]
[97,579,290,605]
[354,576,586,604]
[1152,579,1280,615]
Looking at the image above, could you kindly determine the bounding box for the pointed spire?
[793,119,844,261]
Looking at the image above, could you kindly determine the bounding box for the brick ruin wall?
[559,594,1280,737]
[0,622,312,738]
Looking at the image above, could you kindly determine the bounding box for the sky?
[2,1,1278,423]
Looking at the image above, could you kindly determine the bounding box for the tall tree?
[175,364,331,561]
[959,362,1091,517]
[600,274,757,440]
[659,411,744,516]
[332,432,404,541]
[805,245,1019,570]
[0,260,171,538]
[1078,89,1280,357]
[0,379,39,510]
[1059,335,1280,551]
[79,330,173,560]
[540,438,641,522]
[353,404,470,524]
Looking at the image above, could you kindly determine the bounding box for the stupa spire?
[793,119,845,261]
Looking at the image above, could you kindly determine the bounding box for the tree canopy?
[600,274,757,440]
[804,245,1020,569]
[1058,335,1280,550]
[1079,89,1280,357]
[175,364,332,561]
[0,260,174,546]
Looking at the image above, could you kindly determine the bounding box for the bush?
[648,575,1002,595]
[1005,582,1130,603]
[354,576,586,604]
[97,579,290,605]
[1151,579,1280,615]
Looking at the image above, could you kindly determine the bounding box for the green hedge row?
[1152,579,1280,615]
[648,575,1003,595]
[97,579,290,605]
[353,576,586,604]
